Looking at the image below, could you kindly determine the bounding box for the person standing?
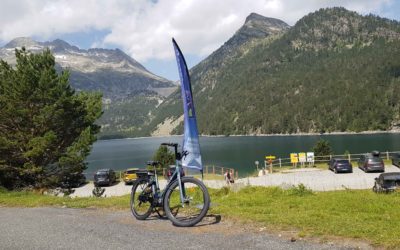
[224,170,231,185]
[229,169,235,184]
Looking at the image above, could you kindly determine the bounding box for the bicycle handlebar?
[161,143,181,160]
[161,143,178,147]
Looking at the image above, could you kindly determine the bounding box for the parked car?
[358,152,385,173]
[60,172,87,188]
[165,166,185,181]
[123,168,139,185]
[94,169,116,187]
[391,153,400,168]
[372,172,400,193]
[328,158,352,173]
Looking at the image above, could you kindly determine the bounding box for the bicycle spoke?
[164,177,210,226]
[130,178,153,220]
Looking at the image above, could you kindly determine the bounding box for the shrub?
[287,184,314,196]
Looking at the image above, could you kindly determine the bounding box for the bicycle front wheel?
[164,177,210,227]
[130,178,154,220]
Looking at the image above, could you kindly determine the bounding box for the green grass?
[209,186,400,248]
[1,186,400,248]
[0,189,129,209]
[193,174,225,180]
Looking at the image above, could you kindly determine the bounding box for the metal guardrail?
[197,165,238,179]
[84,165,238,181]
[260,151,400,170]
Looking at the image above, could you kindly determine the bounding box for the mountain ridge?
[144,12,290,136]
[0,37,176,100]
[0,37,178,138]
[145,7,400,137]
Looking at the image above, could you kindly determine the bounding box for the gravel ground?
[71,165,400,197]
[71,179,226,198]
[238,165,400,191]
[0,207,363,250]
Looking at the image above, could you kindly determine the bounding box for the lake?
[86,133,400,177]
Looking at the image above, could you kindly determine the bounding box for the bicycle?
[130,142,210,227]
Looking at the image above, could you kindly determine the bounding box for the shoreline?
[98,130,400,141]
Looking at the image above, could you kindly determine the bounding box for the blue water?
[86,134,400,177]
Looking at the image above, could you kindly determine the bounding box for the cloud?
[0,0,394,61]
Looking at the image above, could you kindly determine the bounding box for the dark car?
[94,169,116,187]
[328,158,352,173]
[373,172,400,193]
[60,172,87,188]
[358,152,385,173]
[392,153,400,168]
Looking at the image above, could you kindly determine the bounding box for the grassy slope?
[1,186,399,247]
[210,186,400,248]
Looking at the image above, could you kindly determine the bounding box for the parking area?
[239,165,400,191]
[71,179,226,197]
[71,165,400,197]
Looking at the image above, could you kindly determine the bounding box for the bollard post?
[386,151,389,160]
[221,167,224,175]
[279,158,282,168]
[348,154,351,162]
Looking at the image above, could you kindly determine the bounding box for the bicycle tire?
[130,178,154,220]
[164,177,210,227]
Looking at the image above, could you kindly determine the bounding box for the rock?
[258,170,267,177]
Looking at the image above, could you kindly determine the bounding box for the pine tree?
[312,139,333,160]
[0,48,102,189]
[152,145,175,173]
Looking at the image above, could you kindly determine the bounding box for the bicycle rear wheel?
[130,178,153,220]
[164,177,210,227]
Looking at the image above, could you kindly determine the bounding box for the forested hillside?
[98,90,162,139]
[146,7,400,136]
[0,38,177,139]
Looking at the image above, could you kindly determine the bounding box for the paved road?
[0,207,363,250]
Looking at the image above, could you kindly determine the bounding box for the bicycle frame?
[132,142,210,226]
[147,143,187,207]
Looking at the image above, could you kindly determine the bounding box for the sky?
[0,0,399,81]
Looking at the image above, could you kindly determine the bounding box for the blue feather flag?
[172,38,202,171]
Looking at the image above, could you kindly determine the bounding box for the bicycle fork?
[177,172,188,207]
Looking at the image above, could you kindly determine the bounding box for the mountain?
[0,38,177,138]
[0,37,176,100]
[146,7,400,136]
[146,11,290,135]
